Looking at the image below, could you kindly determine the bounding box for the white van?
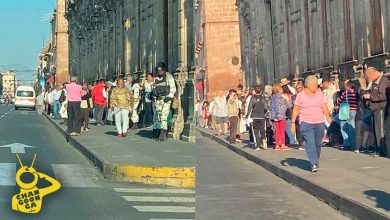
[15,86,36,110]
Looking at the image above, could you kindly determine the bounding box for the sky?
[0,0,56,81]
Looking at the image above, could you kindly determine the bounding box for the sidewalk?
[197,127,390,220]
[44,114,195,188]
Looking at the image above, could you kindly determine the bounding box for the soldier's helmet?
[155,62,167,74]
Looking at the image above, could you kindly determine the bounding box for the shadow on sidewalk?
[364,190,390,211]
[135,129,153,139]
[280,158,311,171]
[104,131,118,136]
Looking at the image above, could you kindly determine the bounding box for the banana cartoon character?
[12,154,61,214]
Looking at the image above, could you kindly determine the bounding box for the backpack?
[59,90,66,103]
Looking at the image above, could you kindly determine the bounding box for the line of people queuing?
[35,62,177,142]
[196,65,390,172]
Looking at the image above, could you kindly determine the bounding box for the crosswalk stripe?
[132,206,195,213]
[51,164,99,187]
[113,188,195,194]
[0,163,16,186]
[122,196,195,203]
[149,219,195,220]
[0,163,100,188]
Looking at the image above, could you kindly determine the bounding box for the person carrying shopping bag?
[337,79,358,151]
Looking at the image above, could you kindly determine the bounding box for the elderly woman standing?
[110,78,132,137]
[270,83,292,150]
[291,75,332,172]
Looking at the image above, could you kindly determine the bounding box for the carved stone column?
[181,68,196,143]
[168,0,195,143]
[170,68,186,141]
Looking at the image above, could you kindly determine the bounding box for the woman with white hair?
[291,75,332,172]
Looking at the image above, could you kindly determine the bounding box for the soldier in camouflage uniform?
[152,62,177,141]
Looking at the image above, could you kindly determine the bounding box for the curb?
[197,128,390,220]
[44,113,195,188]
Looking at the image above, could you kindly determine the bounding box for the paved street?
[196,134,348,220]
[0,105,195,220]
[198,127,390,219]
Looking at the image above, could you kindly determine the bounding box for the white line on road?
[123,196,195,203]
[0,163,16,186]
[360,166,379,169]
[132,206,195,213]
[114,188,195,194]
[0,108,14,120]
[149,219,195,220]
[51,164,99,187]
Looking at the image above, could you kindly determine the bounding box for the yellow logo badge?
[12,154,61,214]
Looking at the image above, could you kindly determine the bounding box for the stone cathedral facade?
[65,0,195,142]
[237,0,390,87]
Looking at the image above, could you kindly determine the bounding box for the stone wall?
[53,0,69,84]
[238,0,390,86]
[196,0,242,98]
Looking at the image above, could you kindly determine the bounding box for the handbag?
[59,90,66,103]
[80,100,88,109]
[339,90,350,120]
[106,108,114,121]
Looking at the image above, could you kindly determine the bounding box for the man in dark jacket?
[246,85,268,150]
[364,66,390,156]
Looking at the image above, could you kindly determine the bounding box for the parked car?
[15,86,36,110]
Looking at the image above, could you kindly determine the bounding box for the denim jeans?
[115,108,130,134]
[340,110,356,149]
[95,104,105,124]
[53,100,61,119]
[286,119,296,143]
[300,122,325,166]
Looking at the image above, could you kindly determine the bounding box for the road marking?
[149,219,195,220]
[122,196,195,203]
[0,108,14,120]
[51,164,99,187]
[361,166,379,169]
[132,206,195,213]
[0,163,16,186]
[0,143,35,154]
[113,188,195,194]
[111,155,135,158]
